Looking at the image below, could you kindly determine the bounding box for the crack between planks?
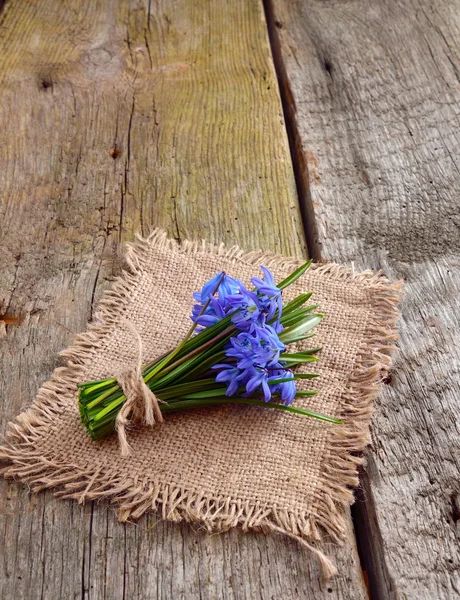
[122,525,127,600]
[119,95,135,243]
[262,0,321,262]
[87,502,95,600]
[39,503,47,600]
[352,464,398,600]
[261,1,396,598]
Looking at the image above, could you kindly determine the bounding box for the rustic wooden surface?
[0,1,368,598]
[268,0,460,598]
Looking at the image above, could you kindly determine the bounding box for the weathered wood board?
[269,0,460,598]
[0,1,367,598]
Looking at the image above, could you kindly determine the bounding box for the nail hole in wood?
[450,493,460,523]
[110,144,121,159]
[382,372,393,385]
[40,76,53,90]
[323,59,333,78]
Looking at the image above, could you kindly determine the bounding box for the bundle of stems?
[78,261,342,440]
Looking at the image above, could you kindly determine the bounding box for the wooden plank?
[267,0,460,597]
[0,1,367,598]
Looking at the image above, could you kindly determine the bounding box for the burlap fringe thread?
[0,229,402,580]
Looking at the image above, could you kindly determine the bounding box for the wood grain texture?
[0,1,367,598]
[268,0,460,598]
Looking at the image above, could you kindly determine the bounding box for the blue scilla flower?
[212,363,255,396]
[191,272,241,329]
[225,330,272,369]
[251,266,283,322]
[216,275,244,306]
[257,324,286,365]
[194,272,241,305]
[245,367,272,402]
[268,367,296,405]
[226,287,262,330]
[224,332,256,367]
[191,296,226,328]
[195,272,225,303]
[244,365,296,404]
[225,324,285,366]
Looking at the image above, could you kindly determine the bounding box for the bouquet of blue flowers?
[78,260,342,442]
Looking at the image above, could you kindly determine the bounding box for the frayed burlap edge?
[0,228,402,579]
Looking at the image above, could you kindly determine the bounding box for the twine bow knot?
[115,321,163,456]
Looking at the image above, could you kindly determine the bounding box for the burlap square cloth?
[0,230,402,576]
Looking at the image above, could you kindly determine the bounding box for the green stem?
[160,397,342,424]
[146,325,235,384]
